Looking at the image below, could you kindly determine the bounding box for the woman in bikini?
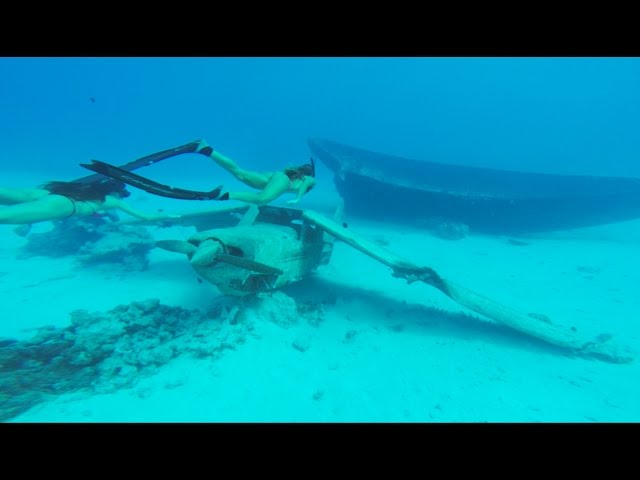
[194,139,316,206]
[0,179,171,225]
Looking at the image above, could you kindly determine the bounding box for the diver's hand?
[150,213,182,222]
[152,213,183,228]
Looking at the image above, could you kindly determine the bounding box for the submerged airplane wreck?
[124,203,633,365]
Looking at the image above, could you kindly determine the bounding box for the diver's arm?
[106,197,176,221]
[287,177,316,205]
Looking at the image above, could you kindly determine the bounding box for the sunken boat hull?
[308,138,640,233]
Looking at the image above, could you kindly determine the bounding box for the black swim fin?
[73,140,201,185]
[80,160,222,201]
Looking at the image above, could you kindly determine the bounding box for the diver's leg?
[0,197,74,224]
[224,172,290,205]
[0,187,49,205]
[195,139,271,189]
[211,151,272,189]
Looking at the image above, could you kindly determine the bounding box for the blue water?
[1,57,639,422]
[2,58,640,179]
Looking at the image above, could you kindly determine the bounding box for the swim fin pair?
[80,160,224,201]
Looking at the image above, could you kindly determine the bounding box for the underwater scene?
[0,57,639,422]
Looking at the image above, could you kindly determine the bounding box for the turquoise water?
[1,57,639,422]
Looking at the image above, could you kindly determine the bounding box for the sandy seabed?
[1,183,639,423]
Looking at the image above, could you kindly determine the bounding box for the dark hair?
[283,157,316,181]
[41,179,130,202]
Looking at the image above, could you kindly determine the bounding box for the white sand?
[2,189,639,422]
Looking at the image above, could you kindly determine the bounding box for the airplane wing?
[118,205,250,230]
[301,209,633,364]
